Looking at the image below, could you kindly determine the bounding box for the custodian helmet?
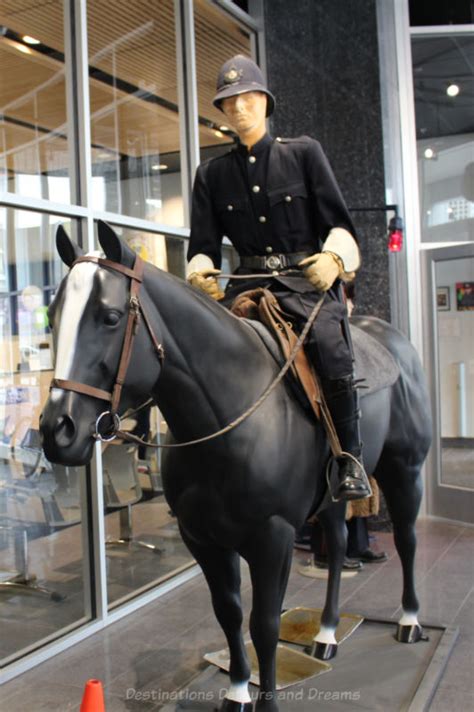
[213,54,275,117]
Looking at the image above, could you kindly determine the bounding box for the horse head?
[40,221,164,466]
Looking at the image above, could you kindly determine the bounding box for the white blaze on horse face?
[53,259,98,381]
[226,681,252,704]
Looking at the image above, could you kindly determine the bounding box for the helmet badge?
[224,67,242,84]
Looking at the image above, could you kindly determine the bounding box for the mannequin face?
[221,91,267,147]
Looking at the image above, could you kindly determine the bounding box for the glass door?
[423,243,474,523]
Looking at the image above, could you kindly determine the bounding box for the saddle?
[231,287,326,426]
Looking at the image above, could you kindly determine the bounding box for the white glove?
[187,268,224,300]
[299,252,344,291]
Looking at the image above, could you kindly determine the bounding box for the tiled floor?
[1,517,473,711]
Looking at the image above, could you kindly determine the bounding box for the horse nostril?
[54,415,76,446]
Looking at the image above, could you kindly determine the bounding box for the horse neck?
[141,266,272,439]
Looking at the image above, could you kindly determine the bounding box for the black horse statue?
[40,222,432,712]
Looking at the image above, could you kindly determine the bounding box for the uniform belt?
[240,251,312,272]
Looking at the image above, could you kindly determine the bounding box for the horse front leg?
[311,502,347,660]
[179,529,252,712]
[241,515,295,712]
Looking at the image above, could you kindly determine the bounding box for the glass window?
[413,34,474,244]
[194,0,253,160]
[0,1,73,203]
[0,209,91,665]
[87,0,184,226]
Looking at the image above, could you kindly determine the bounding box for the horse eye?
[104,311,121,326]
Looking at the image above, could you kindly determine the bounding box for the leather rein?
[50,256,326,449]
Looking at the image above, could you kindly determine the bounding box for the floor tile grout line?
[451,584,474,623]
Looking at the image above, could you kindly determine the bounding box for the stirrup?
[326,452,372,503]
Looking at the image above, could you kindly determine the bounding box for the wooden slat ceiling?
[0,0,251,175]
[194,0,252,128]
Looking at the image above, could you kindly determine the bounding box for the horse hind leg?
[241,515,295,712]
[179,529,252,712]
[311,502,347,660]
[376,458,425,643]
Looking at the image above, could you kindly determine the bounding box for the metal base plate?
[205,641,331,690]
[279,607,364,647]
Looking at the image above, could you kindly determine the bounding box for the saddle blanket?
[244,319,400,397]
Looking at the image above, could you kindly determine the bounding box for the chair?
[102,442,162,554]
[0,427,80,601]
[0,521,64,601]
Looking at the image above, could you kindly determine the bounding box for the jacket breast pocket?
[215,198,249,239]
[268,182,309,234]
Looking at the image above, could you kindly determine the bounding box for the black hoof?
[220,700,253,712]
[310,641,338,660]
[395,623,427,643]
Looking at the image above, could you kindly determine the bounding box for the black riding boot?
[322,376,371,501]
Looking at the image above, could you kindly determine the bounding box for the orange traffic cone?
[80,679,106,712]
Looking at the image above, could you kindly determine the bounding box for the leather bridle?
[50,254,164,441]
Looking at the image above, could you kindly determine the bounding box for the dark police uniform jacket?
[188,134,358,379]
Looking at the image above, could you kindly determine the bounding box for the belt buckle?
[265,255,281,270]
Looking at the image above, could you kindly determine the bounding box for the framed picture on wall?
[456,282,474,311]
[437,286,450,311]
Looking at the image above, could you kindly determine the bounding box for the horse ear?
[56,225,84,266]
[97,220,136,268]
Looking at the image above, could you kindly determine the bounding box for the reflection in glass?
[194,0,253,160]
[413,34,474,244]
[435,256,474,490]
[0,1,72,202]
[87,0,184,225]
[0,209,91,665]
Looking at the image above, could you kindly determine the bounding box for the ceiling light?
[446,84,459,97]
[424,147,435,159]
[22,35,41,45]
[214,130,224,138]
[219,125,229,132]
[12,41,32,54]
[151,163,168,170]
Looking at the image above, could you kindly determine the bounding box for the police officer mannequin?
[187,55,369,501]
